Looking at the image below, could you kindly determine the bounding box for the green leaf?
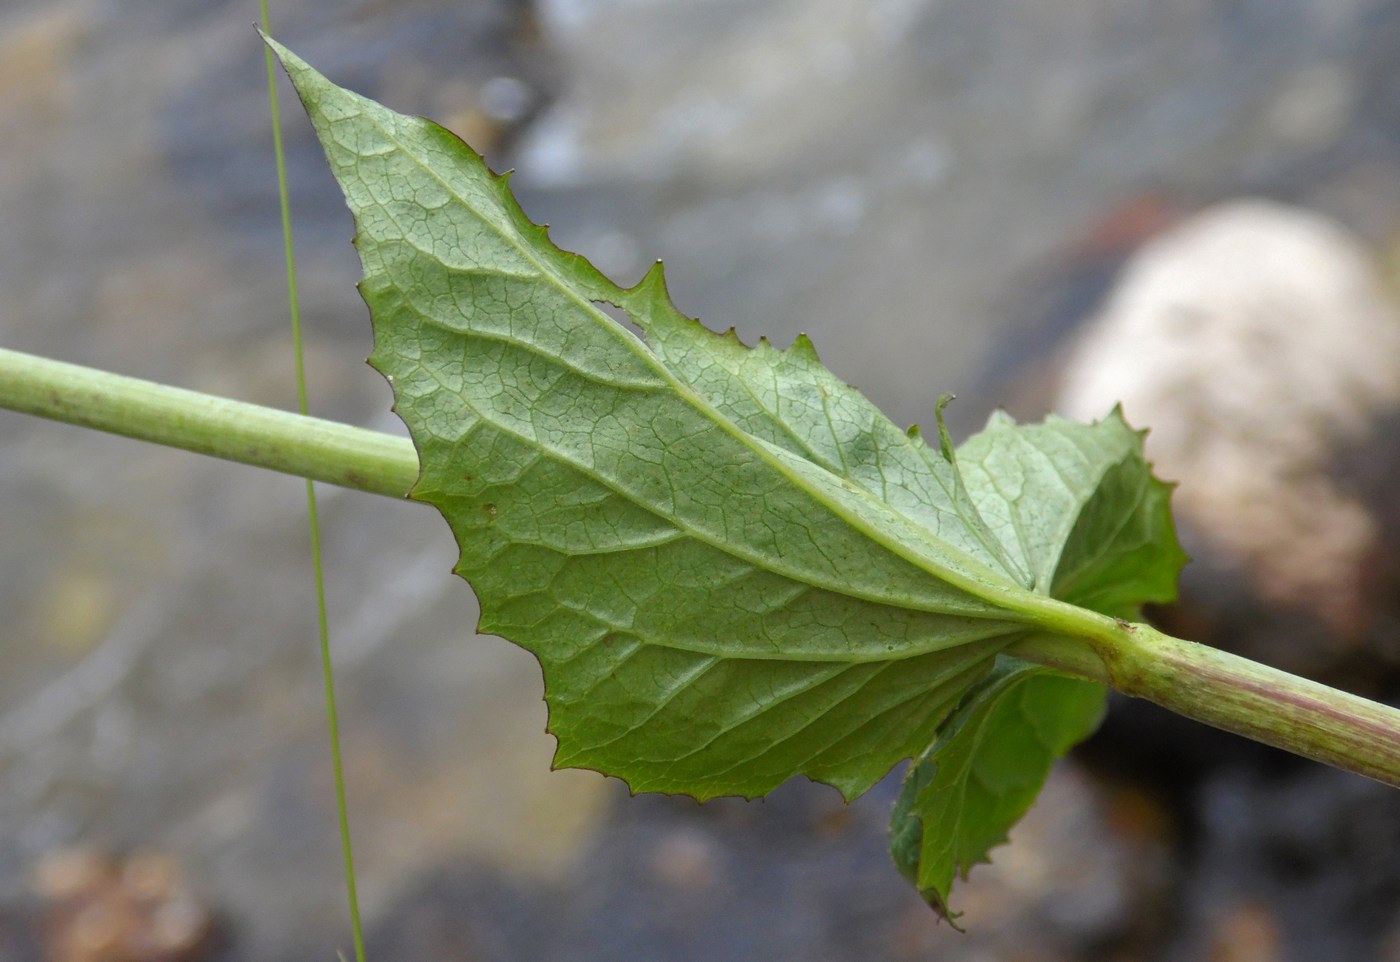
[890,411,1185,919]
[621,287,1032,588]
[889,661,1107,924]
[957,409,1187,620]
[269,38,1067,802]
[268,40,1184,910]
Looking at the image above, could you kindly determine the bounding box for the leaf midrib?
[415,360,1009,624]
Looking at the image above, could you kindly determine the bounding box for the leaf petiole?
[1012,627,1400,788]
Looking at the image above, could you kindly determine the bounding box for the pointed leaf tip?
[791,333,821,361]
[634,259,667,290]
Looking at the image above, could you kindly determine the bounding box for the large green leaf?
[890,411,1185,919]
[269,40,1185,915]
[269,39,1069,802]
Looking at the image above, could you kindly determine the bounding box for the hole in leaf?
[593,300,648,343]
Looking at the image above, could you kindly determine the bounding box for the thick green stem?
[1013,624,1400,788]
[0,347,419,498]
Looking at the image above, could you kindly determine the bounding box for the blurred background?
[2,0,1400,959]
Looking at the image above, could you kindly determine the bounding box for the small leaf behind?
[889,410,1185,919]
[890,661,1106,923]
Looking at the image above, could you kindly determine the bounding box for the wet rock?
[0,5,89,132]
[1204,901,1284,962]
[1162,766,1400,962]
[160,0,552,258]
[1056,200,1400,688]
[366,764,1172,962]
[29,849,221,962]
[1029,199,1400,962]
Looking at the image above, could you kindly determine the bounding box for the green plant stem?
[4,345,1400,789]
[1012,626,1400,788]
[0,346,418,497]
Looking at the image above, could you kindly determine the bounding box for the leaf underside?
[889,410,1185,918]
[271,39,1186,918]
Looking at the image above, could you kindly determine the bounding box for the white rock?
[1057,200,1400,633]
